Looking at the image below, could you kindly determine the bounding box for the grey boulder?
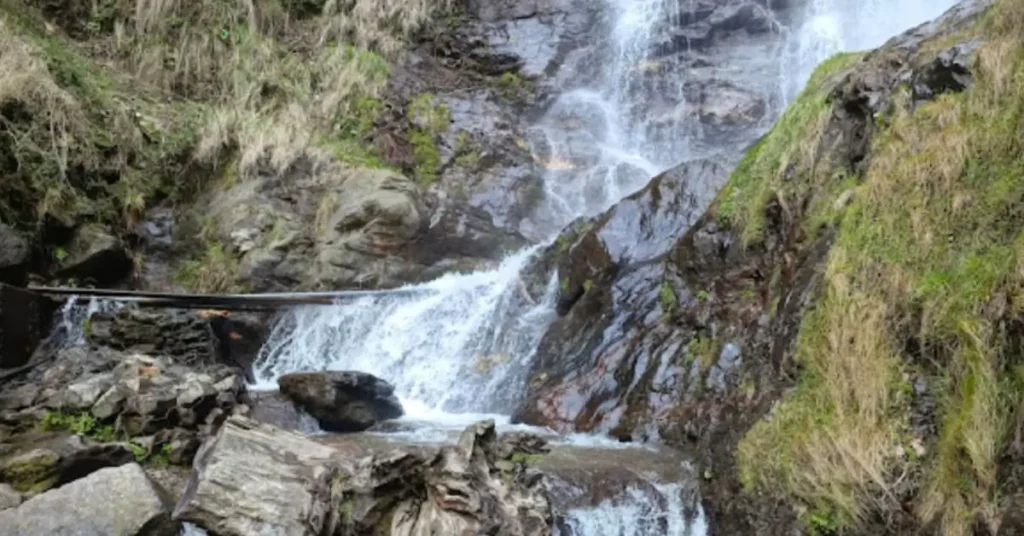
[0,463,178,535]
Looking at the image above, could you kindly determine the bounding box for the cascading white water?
[781,0,961,101]
[49,296,122,349]
[253,0,690,417]
[557,483,703,536]
[247,0,960,533]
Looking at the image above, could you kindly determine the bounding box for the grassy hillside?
[723,0,1024,533]
[0,0,449,276]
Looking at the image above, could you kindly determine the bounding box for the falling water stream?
[240,0,963,533]
[38,0,962,534]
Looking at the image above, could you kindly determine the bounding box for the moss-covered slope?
[719,0,1024,533]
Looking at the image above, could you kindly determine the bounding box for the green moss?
[407,93,451,186]
[659,282,678,312]
[1,450,60,493]
[509,452,543,465]
[496,71,533,99]
[583,279,594,293]
[688,335,721,370]
[715,52,865,244]
[38,411,116,441]
[454,130,481,168]
[174,242,246,294]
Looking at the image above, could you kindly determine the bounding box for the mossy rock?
[0,448,60,494]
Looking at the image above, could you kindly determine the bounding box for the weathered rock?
[248,390,322,433]
[0,434,134,495]
[0,483,21,511]
[278,371,404,433]
[54,223,133,285]
[331,419,552,536]
[0,223,29,286]
[0,384,39,412]
[0,463,178,535]
[912,39,982,102]
[172,416,338,536]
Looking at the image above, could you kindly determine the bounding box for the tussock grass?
[737,0,1024,533]
[99,0,448,177]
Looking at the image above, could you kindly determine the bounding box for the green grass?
[736,2,1024,533]
[714,52,865,244]
[407,93,451,186]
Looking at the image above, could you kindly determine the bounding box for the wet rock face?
[176,416,553,536]
[0,223,29,286]
[512,156,730,438]
[204,159,528,291]
[277,371,404,433]
[89,307,269,382]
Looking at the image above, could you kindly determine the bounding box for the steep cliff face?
[514,0,1024,533]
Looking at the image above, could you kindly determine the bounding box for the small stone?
[214,375,241,395]
[64,373,115,410]
[176,379,217,408]
[92,386,127,420]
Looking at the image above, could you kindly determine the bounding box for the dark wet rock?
[912,39,982,102]
[513,156,729,433]
[53,223,133,285]
[278,371,403,433]
[0,284,57,369]
[248,390,321,433]
[0,463,179,536]
[89,307,266,382]
[0,223,29,286]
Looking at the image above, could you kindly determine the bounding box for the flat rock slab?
[0,463,178,535]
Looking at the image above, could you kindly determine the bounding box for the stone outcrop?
[0,463,179,536]
[278,371,404,433]
[174,416,553,536]
[53,223,133,286]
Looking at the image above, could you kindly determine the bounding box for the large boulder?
[278,371,404,433]
[203,160,528,292]
[175,416,553,536]
[54,223,133,285]
[172,416,338,536]
[0,463,178,535]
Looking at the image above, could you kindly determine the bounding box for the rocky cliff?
[4,0,1024,535]
[513,0,1024,534]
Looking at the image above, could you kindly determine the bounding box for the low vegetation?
[735,0,1024,534]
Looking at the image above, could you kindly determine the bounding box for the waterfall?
[247,0,960,534]
[781,0,960,102]
[252,0,692,416]
[556,484,703,536]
